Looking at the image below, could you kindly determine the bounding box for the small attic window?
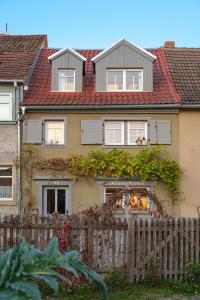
[107,69,143,92]
[58,69,75,92]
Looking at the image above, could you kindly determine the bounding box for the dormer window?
[107,69,143,92]
[58,69,75,92]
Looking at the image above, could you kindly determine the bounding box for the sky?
[1,0,200,49]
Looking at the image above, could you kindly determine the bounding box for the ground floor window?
[105,186,150,214]
[44,187,69,215]
[0,166,12,200]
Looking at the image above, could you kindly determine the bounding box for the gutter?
[0,79,24,83]
[23,104,181,111]
[182,104,200,109]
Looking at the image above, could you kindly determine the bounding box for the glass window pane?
[0,167,12,177]
[107,71,123,90]
[0,104,11,120]
[0,167,12,200]
[105,187,125,210]
[129,188,149,212]
[126,71,142,90]
[105,122,123,145]
[57,189,66,214]
[59,70,75,91]
[47,189,55,214]
[128,122,146,144]
[66,77,75,90]
[45,121,64,145]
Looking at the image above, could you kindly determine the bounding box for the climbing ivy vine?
[20,146,182,210]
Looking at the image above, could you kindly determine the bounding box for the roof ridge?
[158,49,181,104]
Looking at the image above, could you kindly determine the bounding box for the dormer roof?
[91,38,157,63]
[48,47,86,62]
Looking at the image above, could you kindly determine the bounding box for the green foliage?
[0,237,108,300]
[184,261,200,292]
[104,268,131,291]
[66,147,182,198]
[22,146,182,202]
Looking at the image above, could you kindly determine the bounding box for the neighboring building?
[0,34,47,214]
[163,46,200,217]
[21,39,183,217]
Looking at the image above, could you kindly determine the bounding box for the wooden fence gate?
[128,218,200,282]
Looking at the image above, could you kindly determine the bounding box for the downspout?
[17,103,26,215]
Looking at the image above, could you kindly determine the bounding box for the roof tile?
[23,48,180,106]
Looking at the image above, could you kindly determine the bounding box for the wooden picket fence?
[0,215,200,281]
[0,215,128,272]
[128,218,200,282]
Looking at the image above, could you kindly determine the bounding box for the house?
[0,34,47,215]
[21,38,186,217]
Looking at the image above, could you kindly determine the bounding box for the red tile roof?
[0,34,47,80]
[23,48,181,106]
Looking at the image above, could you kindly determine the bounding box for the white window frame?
[0,166,13,201]
[44,120,65,146]
[44,187,69,215]
[58,69,75,92]
[104,121,124,145]
[0,92,12,121]
[127,121,148,145]
[106,69,143,92]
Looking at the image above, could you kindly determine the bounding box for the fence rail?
[0,215,200,281]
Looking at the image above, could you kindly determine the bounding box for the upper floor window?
[45,120,64,145]
[105,121,124,145]
[0,166,13,200]
[107,69,143,92]
[104,121,148,146]
[58,70,75,92]
[0,93,12,121]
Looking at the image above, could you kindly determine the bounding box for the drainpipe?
[17,104,26,215]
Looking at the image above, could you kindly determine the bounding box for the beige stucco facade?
[0,84,19,215]
[22,109,182,216]
[178,111,200,217]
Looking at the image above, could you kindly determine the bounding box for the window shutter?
[81,120,103,144]
[23,120,43,144]
[149,120,157,144]
[157,120,171,144]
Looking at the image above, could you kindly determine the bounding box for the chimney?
[163,41,175,48]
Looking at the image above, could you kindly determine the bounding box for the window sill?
[0,200,16,206]
[0,121,17,125]
[42,144,66,148]
[103,145,149,149]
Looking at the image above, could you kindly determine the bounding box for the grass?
[43,268,200,300]
[44,284,190,300]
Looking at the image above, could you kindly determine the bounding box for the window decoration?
[45,121,64,145]
[105,186,150,214]
[58,70,75,91]
[128,121,147,145]
[0,167,12,200]
[107,69,143,91]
